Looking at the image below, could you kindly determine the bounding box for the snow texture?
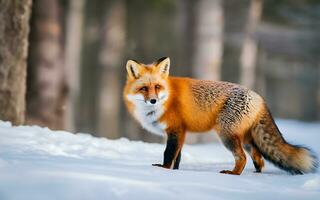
[0,120,319,200]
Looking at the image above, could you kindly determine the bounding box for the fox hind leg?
[244,144,264,173]
[219,133,247,175]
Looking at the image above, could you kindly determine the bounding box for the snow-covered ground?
[0,120,319,200]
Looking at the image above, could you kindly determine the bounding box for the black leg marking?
[253,161,261,172]
[163,134,179,168]
[173,150,181,170]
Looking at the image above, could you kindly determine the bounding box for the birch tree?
[26,0,65,129]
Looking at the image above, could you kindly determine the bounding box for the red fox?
[123,57,318,175]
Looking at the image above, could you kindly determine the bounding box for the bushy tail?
[251,106,318,174]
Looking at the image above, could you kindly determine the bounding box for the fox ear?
[156,57,170,77]
[126,60,141,79]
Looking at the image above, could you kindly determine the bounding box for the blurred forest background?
[0,0,319,143]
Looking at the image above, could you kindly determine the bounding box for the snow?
[0,119,319,200]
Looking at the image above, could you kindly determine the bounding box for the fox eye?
[155,84,161,90]
[139,86,148,92]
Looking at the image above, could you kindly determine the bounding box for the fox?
[123,57,318,175]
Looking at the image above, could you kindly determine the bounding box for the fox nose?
[150,99,157,104]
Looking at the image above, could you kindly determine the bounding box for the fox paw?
[220,170,240,175]
[152,164,170,169]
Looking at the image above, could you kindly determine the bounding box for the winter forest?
[0,0,320,199]
[0,0,319,143]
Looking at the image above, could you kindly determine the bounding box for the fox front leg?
[153,150,181,169]
[173,150,181,169]
[152,133,184,169]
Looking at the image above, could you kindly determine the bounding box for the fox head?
[124,57,170,106]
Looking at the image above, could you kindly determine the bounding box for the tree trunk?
[221,0,250,83]
[193,0,223,81]
[26,0,65,129]
[240,0,262,89]
[0,0,32,125]
[76,0,108,135]
[176,0,196,77]
[98,0,125,139]
[64,0,85,132]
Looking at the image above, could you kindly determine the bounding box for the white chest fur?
[126,94,167,136]
[133,104,167,136]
